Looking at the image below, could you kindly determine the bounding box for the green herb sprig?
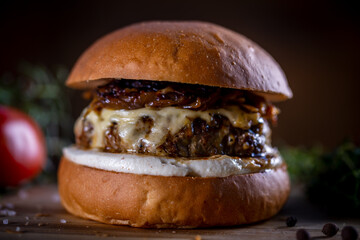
[282,140,360,215]
[0,62,74,181]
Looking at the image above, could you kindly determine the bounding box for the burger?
[58,21,293,228]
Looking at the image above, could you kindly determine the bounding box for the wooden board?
[0,184,359,239]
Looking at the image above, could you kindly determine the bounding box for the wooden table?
[0,184,359,239]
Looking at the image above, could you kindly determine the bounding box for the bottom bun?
[58,156,290,228]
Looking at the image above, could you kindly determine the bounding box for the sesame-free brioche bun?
[58,157,290,228]
[66,21,292,101]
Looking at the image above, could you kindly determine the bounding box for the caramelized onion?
[89,79,278,124]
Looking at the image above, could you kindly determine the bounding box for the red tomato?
[0,106,46,186]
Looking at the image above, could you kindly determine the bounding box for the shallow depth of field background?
[1,0,359,148]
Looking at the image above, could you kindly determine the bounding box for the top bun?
[66,21,292,101]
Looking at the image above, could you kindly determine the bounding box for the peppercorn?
[296,229,310,240]
[286,216,297,227]
[341,226,358,240]
[322,223,339,237]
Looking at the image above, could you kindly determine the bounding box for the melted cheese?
[76,106,261,152]
[63,146,282,177]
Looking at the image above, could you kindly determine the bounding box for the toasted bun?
[66,21,292,101]
[58,156,290,228]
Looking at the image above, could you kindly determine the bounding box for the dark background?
[1,0,359,148]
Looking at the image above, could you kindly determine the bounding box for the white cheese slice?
[76,106,261,152]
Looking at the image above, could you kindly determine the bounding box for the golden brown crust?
[58,156,290,228]
[66,21,292,101]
